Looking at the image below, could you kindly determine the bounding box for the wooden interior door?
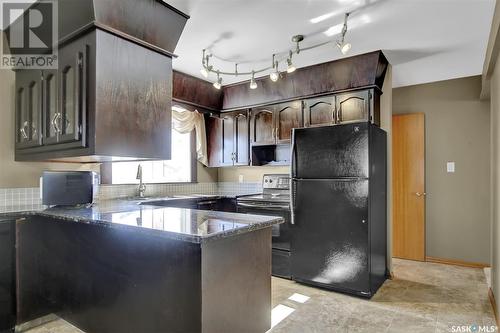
[392,113,426,261]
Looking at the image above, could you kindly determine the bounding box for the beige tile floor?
[23,259,498,333]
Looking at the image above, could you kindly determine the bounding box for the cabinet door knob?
[415,192,427,197]
[20,121,29,139]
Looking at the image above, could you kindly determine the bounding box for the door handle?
[415,192,427,197]
[290,180,297,225]
[20,121,29,139]
[53,113,62,133]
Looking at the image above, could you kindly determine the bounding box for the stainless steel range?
[237,174,291,279]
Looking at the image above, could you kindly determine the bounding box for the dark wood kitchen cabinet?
[234,111,250,165]
[207,110,249,167]
[15,70,43,150]
[42,38,87,148]
[275,101,303,144]
[0,219,16,333]
[304,89,380,128]
[250,101,303,145]
[15,29,173,162]
[303,96,336,127]
[15,35,89,158]
[335,89,379,125]
[250,106,275,146]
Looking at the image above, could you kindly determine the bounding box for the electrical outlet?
[447,162,455,173]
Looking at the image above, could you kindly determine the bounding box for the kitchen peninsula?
[7,201,282,333]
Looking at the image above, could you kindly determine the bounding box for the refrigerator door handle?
[291,129,297,178]
[290,180,296,225]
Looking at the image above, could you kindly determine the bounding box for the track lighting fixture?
[213,71,222,90]
[200,49,212,78]
[336,13,351,55]
[287,50,296,74]
[270,55,279,82]
[250,71,258,90]
[337,41,351,55]
[200,12,353,90]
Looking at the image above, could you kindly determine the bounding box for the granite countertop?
[2,199,283,244]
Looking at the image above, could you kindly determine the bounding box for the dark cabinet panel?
[0,219,16,332]
[15,29,173,162]
[206,110,249,167]
[303,89,379,128]
[94,29,172,160]
[42,70,59,145]
[234,112,249,166]
[221,115,235,166]
[15,70,43,149]
[222,51,388,110]
[250,107,275,146]
[207,116,222,167]
[336,90,371,124]
[250,102,302,146]
[56,37,87,146]
[304,96,335,127]
[276,101,303,144]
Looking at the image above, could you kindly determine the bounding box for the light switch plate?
[447,162,455,173]
[238,175,244,183]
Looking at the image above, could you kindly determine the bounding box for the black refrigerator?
[290,122,387,298]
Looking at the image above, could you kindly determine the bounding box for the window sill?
[101,181,199,186]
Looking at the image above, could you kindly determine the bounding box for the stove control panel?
[263,174,290,190]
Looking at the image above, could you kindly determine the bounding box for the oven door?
[236,202,291,251]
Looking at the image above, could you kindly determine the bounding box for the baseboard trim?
[489,288,499,327]
[425,256,490,269]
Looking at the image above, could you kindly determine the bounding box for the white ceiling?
[166,0,494,88]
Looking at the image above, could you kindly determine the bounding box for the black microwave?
[41,171,100,206]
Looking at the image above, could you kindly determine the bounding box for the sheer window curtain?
[171,108,208,166]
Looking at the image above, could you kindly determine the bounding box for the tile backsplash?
[0,182,263,208]
[0,187,41,206]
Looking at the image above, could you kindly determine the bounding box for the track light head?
[250,71,258,89]
[336,13,351,55]
[200,67,209,78]
[286,50,296,73]
[270,59,279,82]
[337,41,351,55]
[213,72,222,89]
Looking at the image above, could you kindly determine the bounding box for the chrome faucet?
[136,164,146,198]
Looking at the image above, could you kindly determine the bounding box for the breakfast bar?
[11,202,283,333]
